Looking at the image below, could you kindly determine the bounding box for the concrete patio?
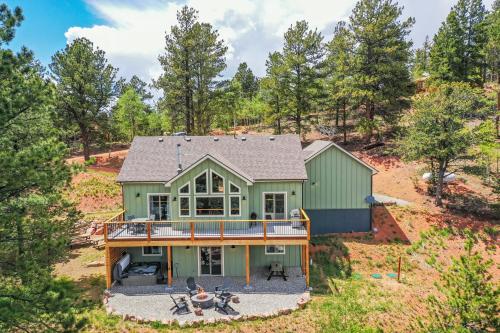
[106,267,309,325]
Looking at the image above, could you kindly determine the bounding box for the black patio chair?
[169,294,190,314]
[186,277,202,297]
[214,295,235,315]
[214,285,232,299]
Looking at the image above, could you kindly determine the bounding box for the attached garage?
[302,141,377,234]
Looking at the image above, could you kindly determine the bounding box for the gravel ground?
[108,268,308,324]
[373,193,412,206]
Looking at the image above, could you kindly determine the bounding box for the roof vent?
[269,136,275,141]
[241,136,246,141]
[214,137,219,142]
[158,137,164,142]
[185,137,191,142]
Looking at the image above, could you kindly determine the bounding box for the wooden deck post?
[305,243,310,288]
[190,222,194,241]
[220,221,224,240]
[167,245,172,287]
[263,221,267,240]
[301,245,306,274]
[104,223,108,242]
[245,244,250,287]
[105,246,112,289]
[147,222,151,241]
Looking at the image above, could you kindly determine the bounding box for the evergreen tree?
[419,233,499,332]
[413,35,432,78]
[233,62,259,98]
[50,38,120,161]
[261,51,288,134]
[484,1,500,83]
[326,21,356,143]
[119,75,153,102]
[430,0,487,84]
[399,83,486,206]
[0,4,82,331]
[282,20,325,135]
[113,88,148,141]
[349,0,414,142]
[156,6,227,135]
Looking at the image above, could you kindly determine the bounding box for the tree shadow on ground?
[443,183,500,222]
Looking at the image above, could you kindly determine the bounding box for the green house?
[104,134,376,289]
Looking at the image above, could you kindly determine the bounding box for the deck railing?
[104,209,310,242]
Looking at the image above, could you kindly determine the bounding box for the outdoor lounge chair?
[186,277,202,297]
[214,285,232,299]
[214,295,235,315]
[170,294,190,314]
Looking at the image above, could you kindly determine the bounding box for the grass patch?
[72,170,120,199]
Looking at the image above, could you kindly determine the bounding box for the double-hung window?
[228,182,241,216]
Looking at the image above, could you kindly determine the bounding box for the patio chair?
[214,285,232,299]
[169,294,190,314]
[214,295,235,315]
[186,277,202,297]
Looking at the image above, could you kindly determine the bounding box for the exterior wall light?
[136,193,140,198]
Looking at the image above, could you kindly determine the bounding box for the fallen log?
[362,142,385,150]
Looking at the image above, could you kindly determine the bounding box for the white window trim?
[229,195,241,217]
[229,181,241,194]
[262,191,288,220]
[197,246,224,276]
[265,245,286,255]
[146,193,170,221]
[194,170,209,194]
[178,181,190,195]
[142,246,163,256]
[194,195,225,217]
[210,169,225,194]
[178,196,191,217]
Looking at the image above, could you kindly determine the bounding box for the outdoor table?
[267,262,288,281]
[191,293,215,309]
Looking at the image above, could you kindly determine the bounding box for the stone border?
[102,290,311,327]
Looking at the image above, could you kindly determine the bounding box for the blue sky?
[4,0,496,83]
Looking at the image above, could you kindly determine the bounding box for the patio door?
[148,194,169,221]
[199,247,223,276]
[263,193,286,220]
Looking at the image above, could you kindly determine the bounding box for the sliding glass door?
[199,247,222,276]
[263,193,286,220]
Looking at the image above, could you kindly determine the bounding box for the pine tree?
[0,4,82,331]
[326,21,355,143]
[484,1,500,83]
[430,0,487,84]
[349,0,414,142]
[156,6,227,135]
[233,62,259,98]
[113,88,148,141]
[282,20,325,135]
[413,35,432,78]
[50,38,120,161]
[261,51,288,134]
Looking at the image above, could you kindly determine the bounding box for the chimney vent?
[158,137,164,142]
[176,143,182,173]
[241,136,246,141]
[269,136,275,141]
[214,137,219,142]
[185,137,191,142]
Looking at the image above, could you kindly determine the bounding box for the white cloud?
[65,0,496,87]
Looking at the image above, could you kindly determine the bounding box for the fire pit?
[191,293,214,309]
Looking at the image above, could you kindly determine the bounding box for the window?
[211,171,224,193]
[179,196,190,217]
[195,197,224,216]
[263,193,286,220]
[229,196,240,216]
[143,246,162,256]
[195,171,208,193]
[179,182,190,194]
[265,245,285,255]
[229,182,240,194]
[148,194,169,220]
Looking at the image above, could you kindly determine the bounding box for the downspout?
[369,175,373,231]
[120,183,125,220]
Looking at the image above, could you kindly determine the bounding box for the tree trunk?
[296,113,302,135]
[80,126,91,161]
[343,102,347,144]
[366,102,374,143]
[435,162,446,207]
[335,107,339,127]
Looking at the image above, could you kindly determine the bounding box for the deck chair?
[214,285,232,299]
[169,294,190,314]
[214,296,235,315]
[186,277,202,297]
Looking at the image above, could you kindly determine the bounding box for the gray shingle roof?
[117,134,308,183]
[302,140,332,160]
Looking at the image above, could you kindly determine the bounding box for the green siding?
[250,245,302,268]
[126,246,167,263]
[248,182,303,219]
[122,183,169,219]
[172,246,197,277]
[303,146,372,209]
[224,246,245,276]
